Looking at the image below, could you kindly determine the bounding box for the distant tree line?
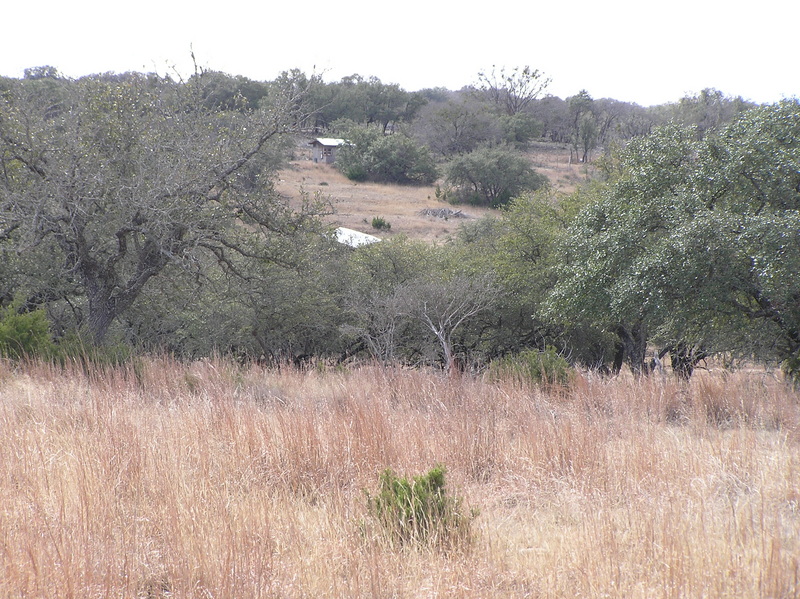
[2,65,795,384]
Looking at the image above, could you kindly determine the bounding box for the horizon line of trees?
[10,64,761,152]
[8,65,761,207]
[1,66,797,383]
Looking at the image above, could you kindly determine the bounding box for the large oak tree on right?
[550,100,800,381]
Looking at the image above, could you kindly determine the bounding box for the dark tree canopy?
[550,100,800,379]
[0,64,791,379]
[0,71,323,344]
[335,125,438,185]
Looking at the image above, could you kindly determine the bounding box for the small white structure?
[309,138,346,164]
[335,227,381,248]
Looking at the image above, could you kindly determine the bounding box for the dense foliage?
[445,145,548,207]
[335,124,438,184]
[0,302,53,359]
[1,65,795,382]
[551,101,800,379]
[489,347,574,387]
[0,68,331,351]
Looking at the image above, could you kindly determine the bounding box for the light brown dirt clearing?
[275,141,592,242]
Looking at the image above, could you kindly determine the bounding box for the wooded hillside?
[1,66,796,382]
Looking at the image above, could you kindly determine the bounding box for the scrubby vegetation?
[3,66,793,381]
[0,358,797,597]
[370,216,391,231]
[1,61,797,598]
[489,346,574,387]
[0,302,53,359]
[335,124,438,185]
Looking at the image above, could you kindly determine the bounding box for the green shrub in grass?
[366,465,476,550]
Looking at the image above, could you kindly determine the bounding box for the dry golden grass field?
[1,358,798,598]
[275,141,590,243]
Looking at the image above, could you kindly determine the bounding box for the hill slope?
[274,142,591,242]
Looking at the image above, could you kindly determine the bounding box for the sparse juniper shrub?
[434,184,452,203]
[366,465,475,549]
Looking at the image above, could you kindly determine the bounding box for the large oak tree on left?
[0,70,319,344]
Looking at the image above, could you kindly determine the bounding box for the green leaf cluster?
[445,145,547,207]
[550,99,800,376]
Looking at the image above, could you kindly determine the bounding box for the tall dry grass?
[1,358,798,597]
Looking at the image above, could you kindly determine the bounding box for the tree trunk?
[614,321,648,376]
[86,296,118,345]
[438,330,454,375]
[84,274,140,345]
[668,343,707,380]
[611,342,625,376]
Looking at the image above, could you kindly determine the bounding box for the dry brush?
[0,358,798,597]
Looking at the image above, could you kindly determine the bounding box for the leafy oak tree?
[0,70,323,345]
[550,100,800,380]
[309,75,426,133]
[445,145,547,207]
[550,122,713,375]
[335,125,438,184]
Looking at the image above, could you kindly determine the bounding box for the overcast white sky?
[2,0,797,106]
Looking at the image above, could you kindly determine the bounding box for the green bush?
[489,346,574,387]
[341,162,368,182]
[499,112,543,146]
[371,216,391,231]
[445,145,547,207]
[50,329,133,369]
[336,125,438,185]
[366,465,475,549]
[782,353,800,389]
[0,303,53,360]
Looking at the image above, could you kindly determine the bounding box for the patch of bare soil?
[526,141,596,194]
[275,141,593,242]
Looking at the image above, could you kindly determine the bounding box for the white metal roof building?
[309,138,346,164]
[334,227,381,248]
